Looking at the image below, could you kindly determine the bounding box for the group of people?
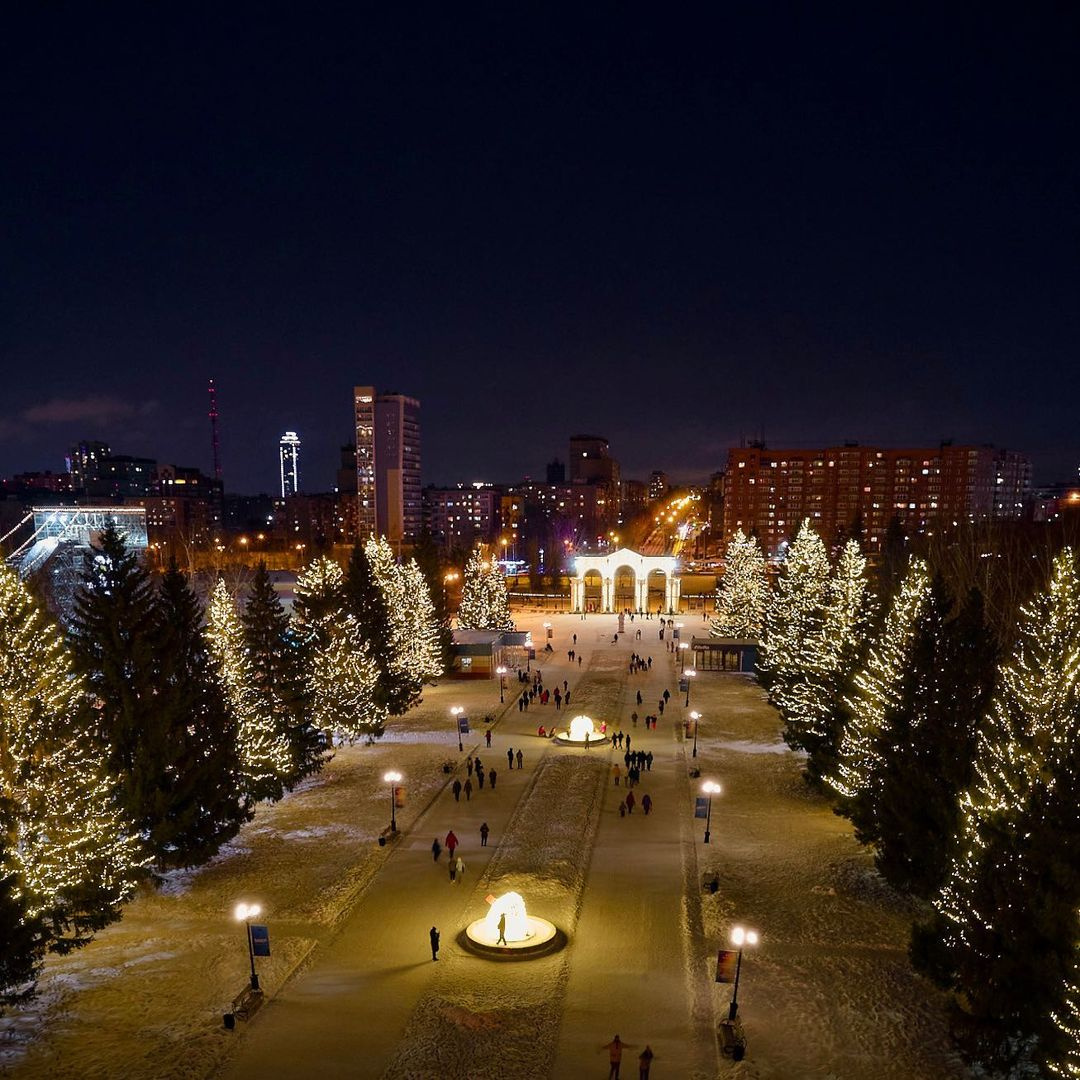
[432,830,468,883]
[519,675,573,712]
[451,753,497,801]
[626,652,652,675]
[602,1034,654,1079]
[619,790,653,816]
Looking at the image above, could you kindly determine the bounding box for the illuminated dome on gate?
[553,714,606,746]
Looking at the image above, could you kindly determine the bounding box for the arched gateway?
[570,548,680,614]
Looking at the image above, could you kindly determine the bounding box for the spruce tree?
[152,565,251,866]
[711,529,768,639]
[827,556,931,834]
[413,528,454,669]
[206,579,293,802]
[458,548,514,631]
[759,519,830,705]
[364,537,425,711]
[782,539,873,784]
[0,564,142,961]
[241,563,326,784]
[872,581,996,898]
[0,854,41,1010]
[400,557,444,681]
[921,548,1080,1053]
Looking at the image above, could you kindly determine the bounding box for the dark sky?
[2,5,1078,493]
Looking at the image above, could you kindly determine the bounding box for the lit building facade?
[279,431,301,498]
[422,483,500,550]
[353,386,422,543]
[723,442,1032,555]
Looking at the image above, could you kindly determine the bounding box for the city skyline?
[2,8,1079,492]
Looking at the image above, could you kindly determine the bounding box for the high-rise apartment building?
[353,387,422,543]
[723,442,1032,555]
[422,483,500,549]
[279,431,301,498]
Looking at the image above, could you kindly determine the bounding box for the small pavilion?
[570,548,680,614]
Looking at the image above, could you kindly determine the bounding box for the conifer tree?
[297,556,386,741]
[0,856,41,1010]
[1049,973,1080,1078]
[759,519,830,704]
[241,563,326,783]
[458,548,514,631]
[400,557,444,681]
[872,581,996,898]
[827,556,931,831]
[364,537,425,710]
[413,528,454,669]
[711,529,768,639]
[150,565,251,866]
[920,548,1080,1049]
[0,564,142,960]
[782,539,874,783]
[206,579,294,802]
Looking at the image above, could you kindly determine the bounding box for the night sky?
[2,6,1078,494]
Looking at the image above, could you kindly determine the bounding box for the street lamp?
[701,780,721,844]
[684,668,696,707]
[496,666,507,703]
[451,706,464,752]
[384,770,402,833]
[728,925,759,1020]
[690,710,700,758]
[235,902,262,990]
[679,641,689,671]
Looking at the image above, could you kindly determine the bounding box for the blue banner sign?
[250,924,271,957]
[694,796,708,819]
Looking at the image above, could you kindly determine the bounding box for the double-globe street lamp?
[451,706,465,752]
[728,925,760,1020]
[496,665,507,704]
[384,770,402,833]
[701,779,721,844]
[684,668,696,707]
[235,902,262,991]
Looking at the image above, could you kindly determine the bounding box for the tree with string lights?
[916,548,1080,1062]
[458,547,514,631]
[206,578,295,802]
[711,529,769,640]
[0,563,143,1001]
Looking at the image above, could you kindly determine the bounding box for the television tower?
[208,379,222,482]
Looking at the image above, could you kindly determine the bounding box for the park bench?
[718,1018,746,1060]
[231,985,263,1022]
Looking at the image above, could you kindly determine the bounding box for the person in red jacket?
[445,830,458,858]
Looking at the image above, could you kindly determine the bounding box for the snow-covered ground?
[0,612,970,1079]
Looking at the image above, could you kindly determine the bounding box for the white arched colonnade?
[570,548,680,614]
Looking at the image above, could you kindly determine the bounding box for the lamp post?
[684,668,696,707]
[496,666,507,704]
[384,770,402,833]
[451,706,464,752]
[702,780,721,844]
[728,925,759,1020]
[235,902,262,991]
[679,641,689,671]
[690,710,700,758]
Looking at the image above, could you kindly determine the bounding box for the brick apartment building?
[723,442,1032,555]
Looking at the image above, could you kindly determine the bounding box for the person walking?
[663,689,670,703]
[636,690,642,706]
[642,793,653,815]
[480,821,489,846]
[497,912,508,946]
[613,764,622,787]
[619,798,627,817]
[507,747,514,770]
[477,767,485,790]
[578,655,582,666]
[516,749,523,769]
[452,779,462,802]
[565,689,571,704]
[431,838,442,861]
[638,1045,654,1078]
[464,778,473,801]
[489,768,497,790]
[454,855,465,883]
[466,755,474,777]
[485,729,492,748]
[445,830,458,858]
[602,1035,627,1079]
[625,790,636,814]
[626,734,632,753]
[430,926,440,961]
[449,857,457,883]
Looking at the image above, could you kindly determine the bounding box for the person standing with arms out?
[480,821,489,847]
[507,747,514,770]
[430,926,440,961]
[601,1035,628,1079]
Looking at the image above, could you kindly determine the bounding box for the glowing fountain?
[463,891,563,959]
[553,714,607,746]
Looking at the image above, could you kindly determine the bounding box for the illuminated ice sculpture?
[464,890,561,958]
[554,714,606,746]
